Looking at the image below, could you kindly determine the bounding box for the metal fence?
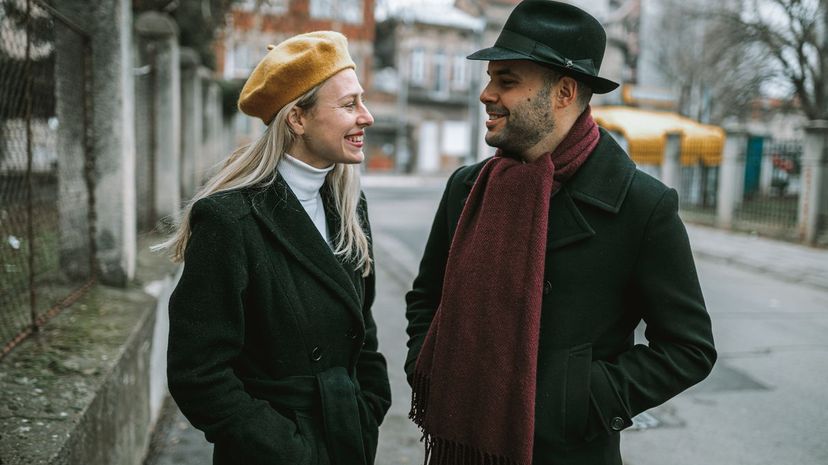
[733,139,801,241]
[0,0,94,358]
[678,163,719,226]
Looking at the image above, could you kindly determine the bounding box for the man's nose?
[479,81,496,104]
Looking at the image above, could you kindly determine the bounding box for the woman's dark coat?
[168,176,391,465]
[405,129,716,465]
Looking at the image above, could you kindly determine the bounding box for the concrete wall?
[0,0,226,462]
[0,243,178,465]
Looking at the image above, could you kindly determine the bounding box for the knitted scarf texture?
[410,107,600,465]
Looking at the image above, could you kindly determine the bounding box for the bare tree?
[650,0,770,123]
[711,0,827,120]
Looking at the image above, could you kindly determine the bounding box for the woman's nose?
[358,104,374,127]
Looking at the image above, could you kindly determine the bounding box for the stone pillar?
[179,48,202,200]
[759,137,774,195]
[54,0,136,286]
[798,121,828,244]
[135,12,180,228]
[202,78,224,178]
[55,23,91,280]
[661,131,681,190]
[716,129,748,229]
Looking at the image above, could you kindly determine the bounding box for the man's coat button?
[311,346,323,362]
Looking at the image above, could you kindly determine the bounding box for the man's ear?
[554,76,578,110]
[287,107,306,136]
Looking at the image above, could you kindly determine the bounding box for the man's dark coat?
[168,176,391,465]
[405,130,716,465]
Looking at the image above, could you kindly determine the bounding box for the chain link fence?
[0,0,94,358]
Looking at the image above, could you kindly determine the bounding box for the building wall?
[219,0,375,78]
[217,0,376,147]
[370,8,483,173]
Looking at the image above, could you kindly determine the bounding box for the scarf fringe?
[410,372,526,465]
[420,433,526,465]
[409,370,430,427]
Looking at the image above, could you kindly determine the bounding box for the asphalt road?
[145,179,828,465]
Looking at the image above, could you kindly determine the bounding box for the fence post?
[758,136,773,195]
[798,120,828,244]
[179,48,202,200]
[661,131,681,190]
[53,0,137,286]
[716,129,748,229]
[135,12,181,228]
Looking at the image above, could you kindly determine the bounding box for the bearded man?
[404,2,717,465]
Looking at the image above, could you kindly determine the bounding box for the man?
[404,2,716,465]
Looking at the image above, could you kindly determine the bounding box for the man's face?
[480,60,556,157]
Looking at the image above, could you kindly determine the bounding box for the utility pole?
[395,28,410,173]
[467,25,484,165]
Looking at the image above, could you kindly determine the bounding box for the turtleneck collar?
[277,153,334,201]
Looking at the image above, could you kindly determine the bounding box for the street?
[145,176,828,465]
[365,177,828,465]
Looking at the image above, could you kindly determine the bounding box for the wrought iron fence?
[733,139,801,241]
[0,0,94,358]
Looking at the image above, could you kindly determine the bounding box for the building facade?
[369,4,484,173]
[216,0,375,147]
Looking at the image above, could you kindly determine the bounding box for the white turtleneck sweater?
[277,154,335,246]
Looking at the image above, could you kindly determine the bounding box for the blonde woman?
[159,31,390,465]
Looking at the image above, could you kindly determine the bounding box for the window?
[237,0,288,14]
[451,54,468,90]
[434,52,447,94]
[224,42,254,78]
[410,48,426,85]
[309,0,363,24]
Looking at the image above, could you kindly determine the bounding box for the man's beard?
[484,86,555,156]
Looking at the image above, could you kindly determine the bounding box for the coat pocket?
[295,412,328,465]
[562,343,592,442]
[535,343,593,447]
[356,393,380,464]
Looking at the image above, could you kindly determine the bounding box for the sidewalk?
[684,223,828,292]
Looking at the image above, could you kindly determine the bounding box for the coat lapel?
[248,176,363,323]
[547,128,636,249]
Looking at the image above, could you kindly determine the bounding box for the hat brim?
[468,46,620,94]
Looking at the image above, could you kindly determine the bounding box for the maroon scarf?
[410,107,600,465]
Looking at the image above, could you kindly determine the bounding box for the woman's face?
[289,68,374,169]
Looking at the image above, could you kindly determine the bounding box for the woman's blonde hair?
[154,85,372,275]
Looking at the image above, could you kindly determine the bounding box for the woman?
[158,31,391,465]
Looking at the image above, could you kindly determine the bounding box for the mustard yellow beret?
[238,31,356,125]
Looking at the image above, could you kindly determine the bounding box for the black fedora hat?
[468,0,619,94]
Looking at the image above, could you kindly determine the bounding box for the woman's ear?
[287,107,306,136]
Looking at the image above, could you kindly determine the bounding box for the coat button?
[346,329,358,340]
[610,416,625,431]
[542,280,552,295]
[311,346,322,362]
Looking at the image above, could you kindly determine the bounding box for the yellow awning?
[592,106,725,166]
